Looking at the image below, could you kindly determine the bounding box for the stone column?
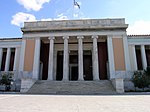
[77,36,84,80]
[13,47,19,71]
[53,50,57,80]
[92,35,99,80]
[141,45,147,69]
[123,35,131,71]
[48,37,55,80]
[19,39,26,72]
[33,38,41,79]
[107,36,115,79]
[63,36,69,81]
[131,45,138,70]
[5,48,11,71]
[0,48,3,71]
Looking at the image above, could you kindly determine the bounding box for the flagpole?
[73,0,75,19]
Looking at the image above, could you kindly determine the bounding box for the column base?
[47,79,53,81]
[93,78,100,81]
[78,79,84,81]
[62,79,69,82]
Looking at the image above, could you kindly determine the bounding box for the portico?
[36,35,109,81]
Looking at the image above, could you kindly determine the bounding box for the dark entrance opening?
[56,51,63,81]
[98,42,108,80]
[83,51,93,80]
[135,45,143,70]
[9,48,15,71]
[70,66,78,80]
[69,51,78,81]
[56,50,93,81]
[40,41,49,80]
[145,45,150,66]
[1,48,7,71]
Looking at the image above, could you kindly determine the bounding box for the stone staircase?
[27,80,116,95]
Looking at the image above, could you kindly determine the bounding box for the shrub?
[144,66,150,77]
[0,72,13,91]
[132,71,149,91]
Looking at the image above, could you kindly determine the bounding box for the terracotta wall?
[24,39,35,71]
[112,38,126,71]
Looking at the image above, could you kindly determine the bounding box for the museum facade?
[0,18,150,93]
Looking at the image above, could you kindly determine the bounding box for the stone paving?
[0,94,150,112]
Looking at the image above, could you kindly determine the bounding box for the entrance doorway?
[83,51,93,80]
[56,51,63,81]
[56,50,93,81]
[40,41,49,80]
[69,64,78,80]
[69,51,78,81]
[98,42,108,80]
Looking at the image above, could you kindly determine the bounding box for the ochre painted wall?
[24,39,35,71]
[112,38,126,71]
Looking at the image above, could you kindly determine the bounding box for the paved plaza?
[0,94,150,112]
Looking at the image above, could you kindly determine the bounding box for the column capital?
[131,44,135,47]
[48,36,55,40]
[14,46,20,49]
[122,34,128,37]
[77,36,84,39]
[63,36,69,39]
[35,37,41,40]
[92,35,98,39]
[141,44,145,47]
[107,35,113,38]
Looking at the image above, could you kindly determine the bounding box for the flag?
[74,0,80,9]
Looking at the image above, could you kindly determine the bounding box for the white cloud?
[11,12,36,26]
[17,0,50,11]
[41,18,52,21]
[54,13,68,20]
[40,13,68,21]
[127,20,150,35]
[73,14,79,18]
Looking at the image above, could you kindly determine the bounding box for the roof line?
[0,37,22,40]
[128,34,150,36]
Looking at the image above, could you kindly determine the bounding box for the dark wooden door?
[70,66,78,81]
[56,51,63,81]
[83,55,93,80]
[40,42,49,80]
[98,42,108,80]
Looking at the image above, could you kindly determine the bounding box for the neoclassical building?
[0,18,150,93]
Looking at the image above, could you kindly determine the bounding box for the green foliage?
[132,67,150,91]
[144,66,150,76]
[0,72,13,85]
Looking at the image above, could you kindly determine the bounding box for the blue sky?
[1,0,150,38]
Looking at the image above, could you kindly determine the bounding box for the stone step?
[27,80,116,95]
